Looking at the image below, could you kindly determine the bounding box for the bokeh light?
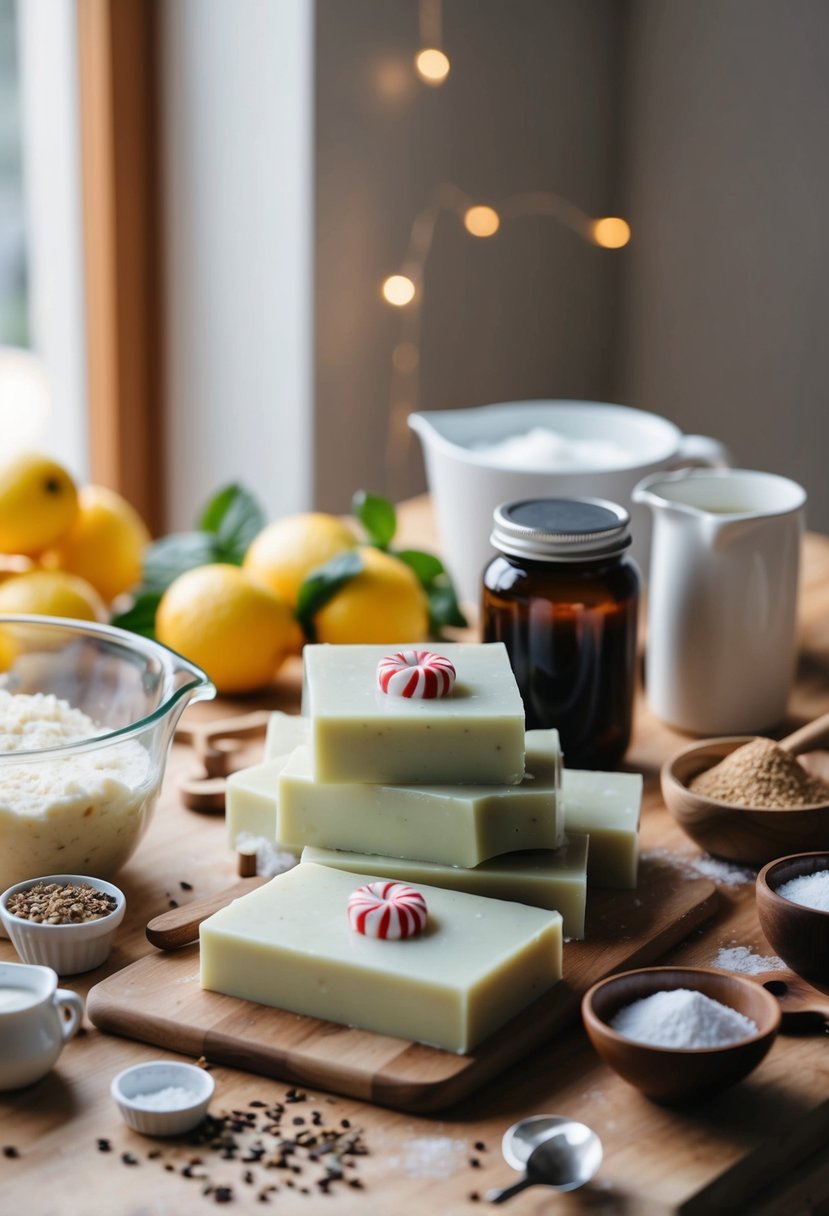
[464,205,501,238]
[382,275,417,307]
[415,48,450,86]
[591,217,631,249]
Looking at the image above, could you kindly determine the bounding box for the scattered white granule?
[611,988,757,1048]
[642,848,755,886]
[401,1136,469,1180]
[711,945,787,975]
[234,834,297,878]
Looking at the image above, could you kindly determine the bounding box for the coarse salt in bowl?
[111,1060,215,1137]
[0,873,125,975]
[581,966,781,1104]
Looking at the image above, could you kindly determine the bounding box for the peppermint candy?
[347,881,428,940]
[376,649,456,699]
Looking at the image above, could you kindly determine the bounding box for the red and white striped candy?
[347,881,428,940]
[376,649,456,699]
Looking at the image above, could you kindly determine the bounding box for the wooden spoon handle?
[146,877,268,949]
[779,710,829,755]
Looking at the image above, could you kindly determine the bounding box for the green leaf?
[296,550,364,641]
[142,531,222,594]
[394,548,445,586]
[110,591,162,640]
[198,483,266,563]
[426,577,469,635]
[352,490,396,550]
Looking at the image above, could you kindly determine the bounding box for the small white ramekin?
[111,1060,215,1136]
[0,873,126,975]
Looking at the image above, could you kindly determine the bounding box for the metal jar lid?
[490,497,632,562]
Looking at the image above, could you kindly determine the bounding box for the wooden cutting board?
[87,857,718,1113]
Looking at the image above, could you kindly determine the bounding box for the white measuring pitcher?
[633,468,806,735]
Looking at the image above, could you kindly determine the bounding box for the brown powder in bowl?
[689,737,829,808]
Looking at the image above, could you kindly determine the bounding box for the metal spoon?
[487,1118,602,1204]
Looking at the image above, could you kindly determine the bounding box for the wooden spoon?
[777,709,829,756]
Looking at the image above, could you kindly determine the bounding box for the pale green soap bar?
[562,768,642,889]
[302,831,588,939]
[276,729,560,867]
[225,758,288,848]
[303,643,526,785]
[264,711,308,762]
[199,861,562,1054]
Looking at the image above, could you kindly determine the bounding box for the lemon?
[156,564,296,694]
[0,569,106,622]
[314,546,429,644]
[0,454,79,555]
[44,484,151,603]
[244,513,357,608]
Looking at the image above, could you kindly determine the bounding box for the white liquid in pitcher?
[0,986,37,1013]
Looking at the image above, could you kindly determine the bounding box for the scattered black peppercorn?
[469,1157,481,1168]
[2,1146,19,1159]
[121,1152,139,1166]
[474,1141,486,1152]
[180,881,194,891]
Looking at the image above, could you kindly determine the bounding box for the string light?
[415,48,450,85]
[382,185,632,482]
[382,274,417,307]
[463,205,500,238]
[591,216,631,249]
[382,2,632,485]
[416,0,450,86]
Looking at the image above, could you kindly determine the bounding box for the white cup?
[633,468,807,735]
[0,961,84,1090]
[409,400,728,606]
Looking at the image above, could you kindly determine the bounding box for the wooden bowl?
[661,737,829,865]
[581,966,781,1104]
[756,852,829,992]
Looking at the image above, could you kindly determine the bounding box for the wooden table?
[2,502,829,1215]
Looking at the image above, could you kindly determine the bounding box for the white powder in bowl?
[131,1085,199,1111]
[473,428,631,471]
[0,690,156,889]
[610,988,758,1048]
[777,869,829,912]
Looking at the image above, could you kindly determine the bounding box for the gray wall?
[620,0,829,532]
[315,0,829,530]
[315,0,625,509]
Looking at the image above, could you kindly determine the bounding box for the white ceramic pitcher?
[633,468,807,735]
[0,961,83,1089]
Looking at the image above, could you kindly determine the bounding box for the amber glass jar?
[482,498,640,769]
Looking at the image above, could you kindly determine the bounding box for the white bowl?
[111,1060,215,1137]
[0,873,126,975]
[409,401,728,604]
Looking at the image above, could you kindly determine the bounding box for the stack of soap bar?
[227,726,561,865]
[303,643,526,784]
[275,728,562,866]
[302,833,589,938]
[562,769,642,889]
[200,862,563,1054]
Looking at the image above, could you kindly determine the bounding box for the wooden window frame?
[76,0,162,532]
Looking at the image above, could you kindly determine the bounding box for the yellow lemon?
[44,484,151,603]
[314,546,429,644]
[0,569,106,622]
[156,564,296,694]
[243,513,357,608]
[0,453,79,555]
